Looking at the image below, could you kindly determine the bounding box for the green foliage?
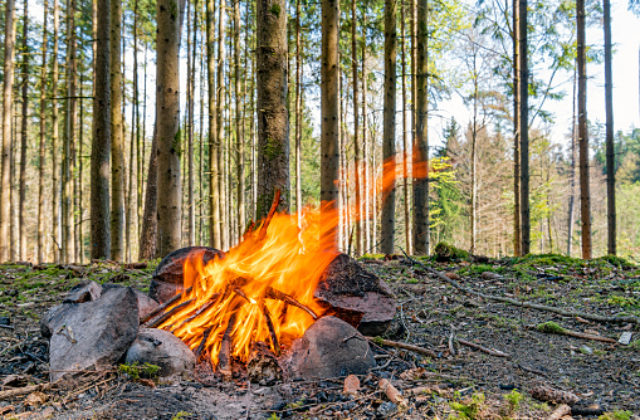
[434,242,470,261]
[536,321,566,334]
[503,389,523,413]
[118,362,161,380]
[171,412,193,420]
[267,414,282,420]
[598,410,633,420]
[449,391,485,419]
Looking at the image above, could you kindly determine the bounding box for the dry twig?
[140,286,193,324]
[456,338,511,358]
[366,336,438,358]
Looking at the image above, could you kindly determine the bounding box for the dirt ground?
[1,254,639,419]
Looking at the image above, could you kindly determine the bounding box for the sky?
[433,1,640,150]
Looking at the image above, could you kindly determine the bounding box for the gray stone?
[63,281,102,303]
[150,246,223,303]
[48,287,139,382]
[134,290,159,322]
[125,328,195,377]
[282,316,376,379]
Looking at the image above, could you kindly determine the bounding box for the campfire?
[152,191,338,371]
[41,152,427,382]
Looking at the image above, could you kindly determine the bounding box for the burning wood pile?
[40,194,395,384]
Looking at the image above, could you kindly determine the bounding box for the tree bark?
[577,0,591,259]
[603,0,615,256]
[412,0,428,255]
[110,0,124,261]
[233,0,244,239]
[512,0,521,256]
[91,0,111,259]
[216,0,227,247]
[519,0,530,255]
[362,5,370,252]
[256,0,289,219]
[19,0,29,260]
[155,0,182,257]
[206,0,220,249]
[295,0,303,223]
[400,0,411,255]
[381,0,397,255]
[321,0,339,237]
[351,0,363,255]
[567,65,577,256]
[0,0,16,262]
[470,52,479,255]
[38,0,49,263]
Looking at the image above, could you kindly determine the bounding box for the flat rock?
[282,316,376,380]
[315,254,395,335]
[149,246,223,303]
[63,281,102,303]
[125,328,195,377]
[48,287,139,382]
[87,284,159,323]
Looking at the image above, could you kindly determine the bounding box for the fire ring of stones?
[41,246,395,383]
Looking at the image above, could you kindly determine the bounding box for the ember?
[155,152,427,370]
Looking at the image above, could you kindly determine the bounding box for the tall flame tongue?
[158,152,428,367]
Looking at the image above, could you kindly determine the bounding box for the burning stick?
[265,286,319,320]
[261,302,281,356]
[140,286,193,324]
[218,314,236,377]
[170,294,221,333]
[145,298,195,328]
[195,327,213,361]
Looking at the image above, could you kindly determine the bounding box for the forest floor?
[0,253,639,419]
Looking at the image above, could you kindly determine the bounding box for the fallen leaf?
[343,374,360,396]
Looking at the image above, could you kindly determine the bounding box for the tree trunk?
[38,0,49,262]
[206,0,220,249]
[470,55,478,255]
[567,65,577,256]
[139,127,157,260]
[256,0,289,219]
[295,0,302,223]
[91,0,111,260]
[400,0,411,255]
[216,0,227,248]
[62,0,77,263]
[519,0,530,255]
[233,0,244,239]
[412,0,428,255]
[133,0,142,257]
[110,0,124,261]
[188,0,198,246]
[0,0,17,262]
[577,0,591,259]
[381,0,397,255]
[321,0,339,236]
[512,0,521,256]
[351,0,363,255]
[361,5,370,252]
[603,0,615,256]
[19,0,29,260]
[155,0,182,257]
[51,0,61,262]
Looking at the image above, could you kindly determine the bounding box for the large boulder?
[125,328,195,377]
[281,316,376,380]
[315,254,396,335]
[48,287,139,382]
[149,246,223,303]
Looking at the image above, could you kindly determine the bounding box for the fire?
[158,151,427,368]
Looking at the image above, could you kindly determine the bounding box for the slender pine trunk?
[38,0,49,262]
[19,0,29,260]
[603,0,615,255]
[577,0,591,259]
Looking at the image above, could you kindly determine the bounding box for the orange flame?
[158,151,427,367]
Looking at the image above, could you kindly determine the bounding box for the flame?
[158,151,427,367]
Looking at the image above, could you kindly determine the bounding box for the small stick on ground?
[265,286,318,320]
[401,249,640,325]
[456,338,511,358]
[366,336,438,358]
[145,298,195,328]
[140,286,193,324]
[535,321,618,344]
[0,382,55,400]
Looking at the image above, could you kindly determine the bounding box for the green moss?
[270,3,281,17]
[171,412,193,420]
[593,255,636,269]
[449,391,485,419]
[536,321,566,334]
[598,410,633,420]
[503,389,523,413]
[360,253,385,260]
[118,362,160,380]
[263,137,283,160]
[434,242,469,262]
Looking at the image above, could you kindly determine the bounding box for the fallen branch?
[144,298,194,328]
[366,336,438,358]
[140,286,193,324]
[456,338,511,358]
[545,404,571,420]
[530,384,580,405]
[265,287,319,320]
[0,383,53,400]
[535,321,618,344]
[261,302,280,356]
[401,250,640,325]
